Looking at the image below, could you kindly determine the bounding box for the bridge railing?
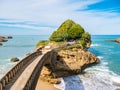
[23,51,51,90]
[23,47,66,90]
[0,51,42,90]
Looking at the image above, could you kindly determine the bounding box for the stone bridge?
[0,48,58,90]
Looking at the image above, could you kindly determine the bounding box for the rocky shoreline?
[0,36,13,46]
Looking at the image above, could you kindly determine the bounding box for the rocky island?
[36,19,99,84]
[0,35,13,46]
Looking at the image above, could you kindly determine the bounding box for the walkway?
[0,50,51,90]
[10,55,43,90]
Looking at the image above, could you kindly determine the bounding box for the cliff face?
[40,49,99,83]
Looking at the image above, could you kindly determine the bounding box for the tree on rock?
[49,19,85,42]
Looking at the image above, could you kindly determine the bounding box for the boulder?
[0,43,2,46]
[10,57,20,62]
[0,37,8,42]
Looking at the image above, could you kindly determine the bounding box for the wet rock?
[10,57,19,62]
[0,43,2,46]
[0,37,8,42]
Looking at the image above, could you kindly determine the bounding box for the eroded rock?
[40,49,99,83]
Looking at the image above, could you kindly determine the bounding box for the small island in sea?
[0,36,13,46]
[35,19,99,85]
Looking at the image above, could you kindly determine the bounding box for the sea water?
[55,35,120,90]
[0,35,49,78]
[0,35,120,90]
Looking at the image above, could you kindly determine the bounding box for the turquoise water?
[0,35,120,90]
[55,35,120,90]
[0,35,49,78]
[90,35,120,75]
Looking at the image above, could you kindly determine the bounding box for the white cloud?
[0,0,120,35]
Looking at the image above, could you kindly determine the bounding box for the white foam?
[111,76,120,83]
[54,78,65,90]
[102,62,108,65]
[97,56,103,59]
[91,44,100,47]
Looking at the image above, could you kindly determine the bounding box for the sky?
[0,0,120,35]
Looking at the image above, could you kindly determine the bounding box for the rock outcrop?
[10,57,20,62]
[40,49,99,83]
[0,36,8,42]
[0,36,13,46]
[106,38,120,44]
[115,38,120,43]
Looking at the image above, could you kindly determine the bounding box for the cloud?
[0,0,120,35]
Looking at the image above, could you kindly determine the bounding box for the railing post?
[5,76,8,84]
[1,79,5,87]
[0,83,3,90]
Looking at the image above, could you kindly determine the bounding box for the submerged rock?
[10,57,20,62]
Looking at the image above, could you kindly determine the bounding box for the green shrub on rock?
[36,40,48,48]
[49,19,85,42]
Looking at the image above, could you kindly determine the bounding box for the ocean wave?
[91,44,100,47]
[81,64,120,90]
[54,78,65,90]
[54,64,120,90]
[97,56,103,59]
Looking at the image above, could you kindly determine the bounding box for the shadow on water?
[63,75,84,90]
[88,48,102,56]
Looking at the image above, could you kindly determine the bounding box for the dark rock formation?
[40,49,99,83]
[0,43,2,46]
[10,57,20,62]
[0,36,8,42]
